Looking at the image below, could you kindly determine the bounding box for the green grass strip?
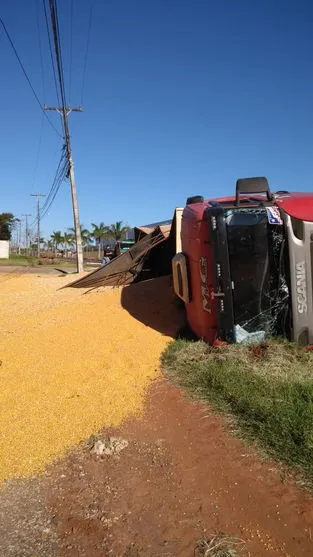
[161,339,313,478]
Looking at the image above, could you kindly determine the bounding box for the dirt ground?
[1,270,313,556]
[44,380,313,557]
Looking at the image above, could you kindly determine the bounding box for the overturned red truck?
[69,177,312,346]
[172,177,312,345]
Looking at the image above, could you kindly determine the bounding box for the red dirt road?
[47,380,313,557]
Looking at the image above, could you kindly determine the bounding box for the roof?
[135,226,155,235]
[141,219,172,228]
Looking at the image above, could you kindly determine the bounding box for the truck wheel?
[186,195,204,205]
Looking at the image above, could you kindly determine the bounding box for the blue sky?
[1,0,313,238]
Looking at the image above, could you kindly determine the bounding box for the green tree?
[106,221,130,242]
[81,227,90,247]
[0,213,16,241]
[68,225,90,248]
[91,222,109,259]
[50,231,64,257]
[63,231,74,257]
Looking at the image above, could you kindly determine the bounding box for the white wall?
[0,240,9,259]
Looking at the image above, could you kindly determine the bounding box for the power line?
[39,155,68,220]
[55,2,67,100]
[68,0,74,103]
[49,0,67,115]
[0,17,61,137]
[29,147,67,233]
[46,0,84,273]
[36,0,46,100]
[81,0,94,106]
[32,111,45,186]
[31,149,68,227]
[41,148,66,208]
[42,0,62,108]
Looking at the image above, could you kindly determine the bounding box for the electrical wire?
[43,0,83,258]
[29,163,67,234]
[36,0,46,100]
[68,0,74,103]
[54,1,67,104]
[40,152,65,212]
[40,159,68,220]
[32,111,45,186]
[29,147,68,231]
[80,0,94,106]
[42,0,62,108]
[49,0,67,110]
[0,17,62,137]
[48,0,72,156]
[39,150,68,218]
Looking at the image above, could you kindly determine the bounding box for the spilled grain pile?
[0,273,181,484]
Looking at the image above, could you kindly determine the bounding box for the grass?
[0,254,38,266]
[161,338,313,480]
[0,255,87,269]
[195,534,244,556]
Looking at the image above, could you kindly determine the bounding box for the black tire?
[186,195,204,205]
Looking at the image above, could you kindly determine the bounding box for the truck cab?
[172,177,313,346]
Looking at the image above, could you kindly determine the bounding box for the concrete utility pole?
[31,193,46,258]
[43,105,84,273]
[22,214,31,254]
[18,219,22,254]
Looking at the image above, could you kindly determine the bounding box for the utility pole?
[43,105,84,273]
[15,218,22,254]
[31,193,46,258]
[18,219,22,254]
[22,214,31,254]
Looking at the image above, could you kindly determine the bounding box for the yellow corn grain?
[0,274,170,484]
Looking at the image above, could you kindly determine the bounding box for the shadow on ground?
[121,275,185,338]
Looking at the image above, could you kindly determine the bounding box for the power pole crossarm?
[43,105,83,113]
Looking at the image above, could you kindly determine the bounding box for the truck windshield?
[225,208,290,337]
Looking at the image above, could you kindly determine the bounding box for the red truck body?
[173,179,313,345]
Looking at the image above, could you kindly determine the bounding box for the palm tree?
[106,221,130,242]
[50,231,64,257]
[63,232,74,257]
[68,225,91,249]
[91,222,109,259]
[81,227,91,247]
